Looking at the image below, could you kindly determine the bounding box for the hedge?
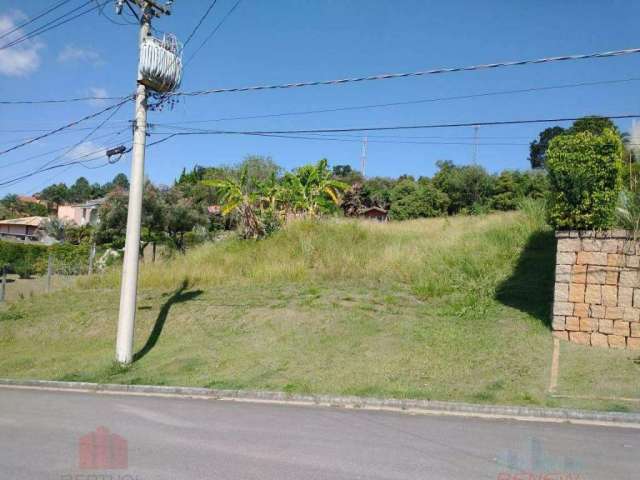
[546,129,623,230]
[0,241,90,277]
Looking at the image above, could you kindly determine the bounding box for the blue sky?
[1,0,640,195]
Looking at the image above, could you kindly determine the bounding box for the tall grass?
[82,205,548,316]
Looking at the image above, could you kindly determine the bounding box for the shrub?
[432,160,494,214]
[545,129,623,230]
[0,241,89,275]
[389,180,450,220]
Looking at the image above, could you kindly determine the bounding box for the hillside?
[1,209,638,411]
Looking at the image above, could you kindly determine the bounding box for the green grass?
[1,208,639,411]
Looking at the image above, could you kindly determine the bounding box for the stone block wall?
[552,230,640,349]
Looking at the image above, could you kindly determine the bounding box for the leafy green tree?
[161,187,209,252]
[546,129,623,229]
[529,126,565,169]
[332,164,364,185]
[491,171,522,211]
[39,183,69,208]
[432,160,494,214]
[388,180,449,220]
[95,190,129,248]
[569,116,620,136]
[68,177,92,203]
[237,155,282,192]
[361,177,395,208]
[112,173,130,191]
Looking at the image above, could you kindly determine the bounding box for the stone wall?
[552,230,640,349]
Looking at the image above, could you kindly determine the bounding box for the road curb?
[1,378,639,427]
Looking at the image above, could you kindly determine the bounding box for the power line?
[0,94,132,105]
[183,0,218,47]
[1,1,102,50]
[147,112,640,138]
[0,128,129,171]
[153,77,640,127]
[0,0,73,41]
[185,0,243,66]
[0,144,129,188]
[4,74,637,109]
[0,102,127,188]
[176,46,640,97]
[0,97,132,157]
[240,132,528,146]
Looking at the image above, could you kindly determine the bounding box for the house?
[57,198,106,226]
[17,195,45,205]
[358,206,388,222]
[0,216,47,242]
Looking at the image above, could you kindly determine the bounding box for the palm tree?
[202,166,265,239]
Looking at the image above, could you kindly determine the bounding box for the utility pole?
[115,0,170,364]
[360,136,368,177]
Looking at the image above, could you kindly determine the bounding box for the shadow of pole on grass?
[495,229,556,328]
[133,279,203,362]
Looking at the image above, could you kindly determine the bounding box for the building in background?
[57,198,105,226]
[358,206,388,222]
[0,216,48,242]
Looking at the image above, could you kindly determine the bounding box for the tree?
[529,126,565,169]
[39,183,69,208]
[546,129,623,229]
[202,166,265,239]
[161,188,208,252]
[95,190,129,248]
[281,159,348,217]
[432,160,494,214]
[68,177,92,203]
[341,183,368,217]
[237,155,282,192]
[109,173,130,191]
[361,177,395,208]
[569,116,620,136]
[388,179,449,220]
[332,164,364,185]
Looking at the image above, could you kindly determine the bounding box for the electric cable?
[176,46,640,96]
[1,1,104,50]
[183,0,218,47]
[152,77,640,127]
[184,0,243,66]
[0,97,133,157]
[0,0,73,41]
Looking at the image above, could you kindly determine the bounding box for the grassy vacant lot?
[1,207,638,411]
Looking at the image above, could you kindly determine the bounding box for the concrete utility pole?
[115,0,170,364]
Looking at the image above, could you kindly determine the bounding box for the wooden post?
[88,242,96,275]
[46,254,52,293]
[0,266,6,302]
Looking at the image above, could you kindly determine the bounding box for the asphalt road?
[0,388,637,480]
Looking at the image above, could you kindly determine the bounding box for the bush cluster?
[0,241,90,278]
[546,129,623,230]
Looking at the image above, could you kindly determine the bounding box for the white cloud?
[57,44,103,66]
[0,12,43,77]
[66,141,107,162]
[87,86,110,106]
